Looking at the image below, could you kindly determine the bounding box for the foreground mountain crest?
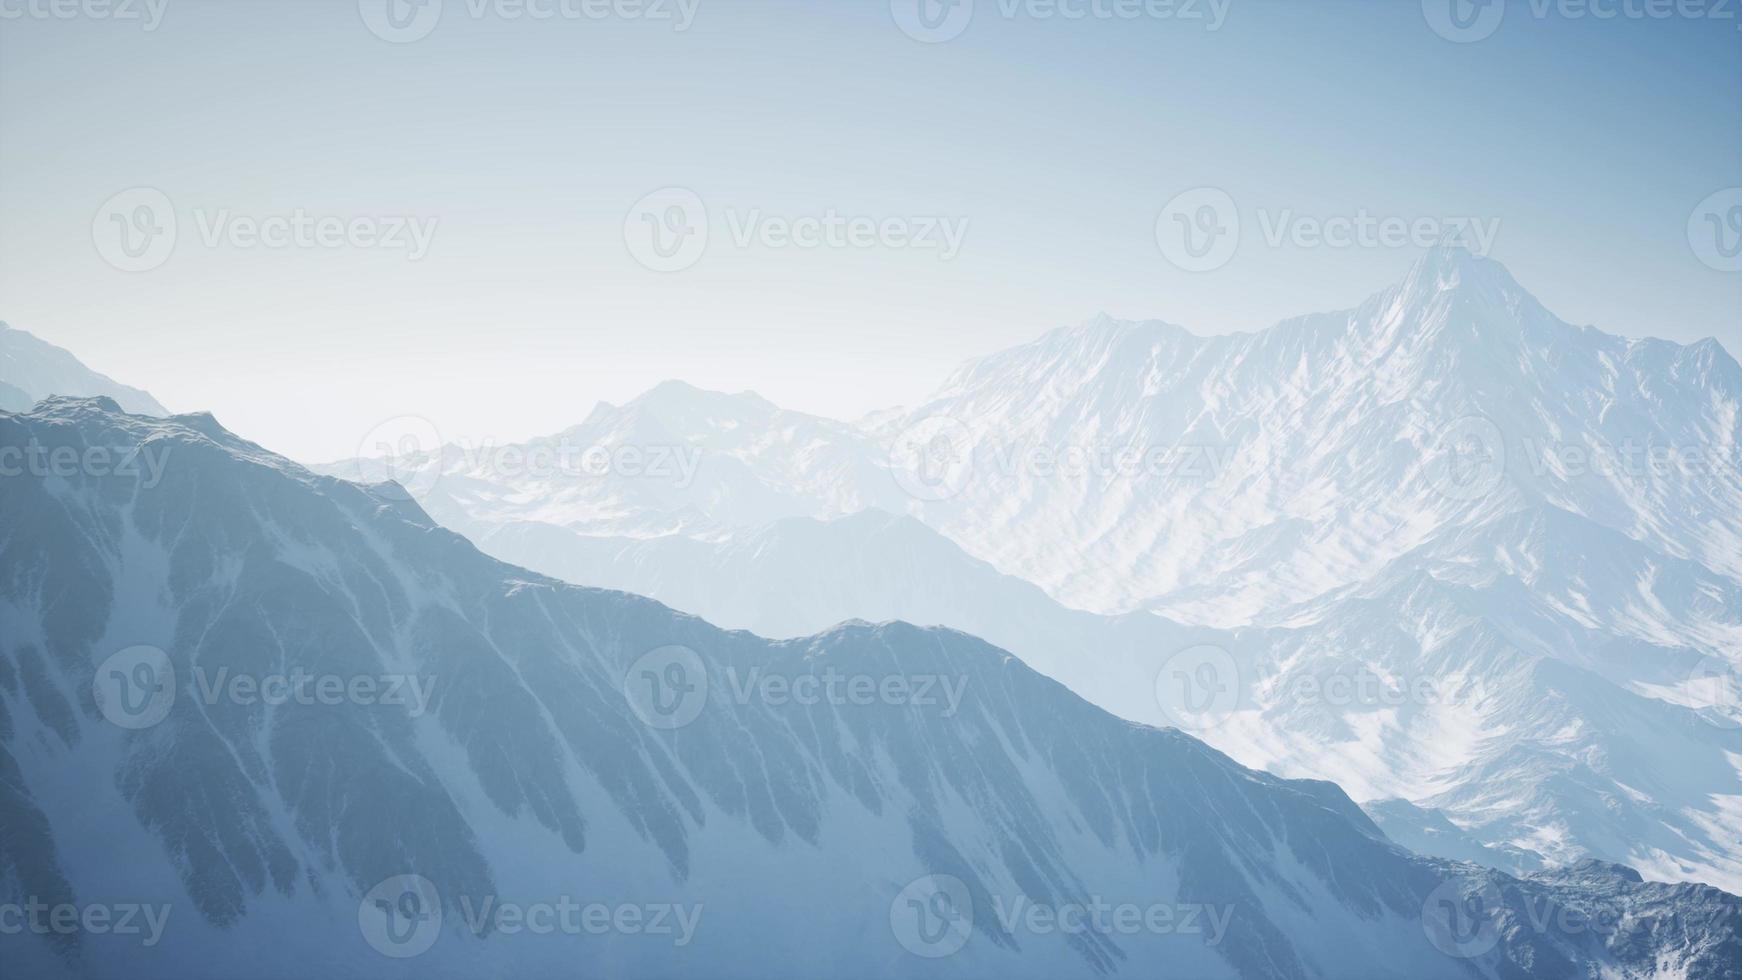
[3,396,1738,978]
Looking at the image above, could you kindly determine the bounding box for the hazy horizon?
[3,0,1739,460]
[9,242,1739,463]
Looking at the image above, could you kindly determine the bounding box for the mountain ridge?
[0,322,168,416]
[311,247,1742,895]
[15,397,1741,977]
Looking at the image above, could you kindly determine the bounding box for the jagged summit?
[1385,243,1538,323]
[1409,241,1506,281]
[29,392,125,415]
[572,379,796,436]
[635,378,776,409]
[960,249,1564,392]
[1013,314,1199,360]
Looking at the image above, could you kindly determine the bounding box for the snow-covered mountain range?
[3,396,1738,979]
[902,246,1742,623]
[320,247,1742,894]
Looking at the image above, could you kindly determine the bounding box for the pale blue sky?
[2,0,1738,459]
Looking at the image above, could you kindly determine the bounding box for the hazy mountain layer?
[0,322,166,416]
[318,248,1742,895]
